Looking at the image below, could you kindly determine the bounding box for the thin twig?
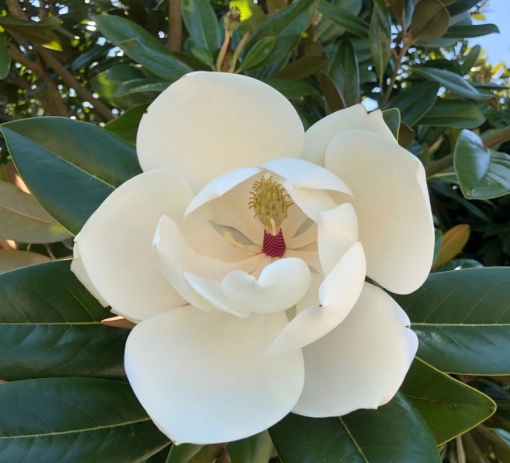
[229,32,250,73]
[168,0,182,52]
[380,38,411,107]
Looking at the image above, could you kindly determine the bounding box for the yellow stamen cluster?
[249,176,293,235]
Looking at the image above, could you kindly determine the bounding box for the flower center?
[249,176,293,258]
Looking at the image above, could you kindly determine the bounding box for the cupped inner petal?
[301,104,395,166]
[74,170,192,322]
[325,130,434,294]
[125,307,305,445]
[137,72,305,191]
[317,203,358,275]
[268,242,366,354]
[293,282,418,417]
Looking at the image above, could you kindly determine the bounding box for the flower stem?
[216,31,232,72]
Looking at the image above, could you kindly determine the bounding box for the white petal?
[302,105,395,166]
[125,307,305,444]
[74,171,191,322]
[326,130,434,294]
[71,243,108,307]
[293,283,417,417]
[317,203,358,275]
[222,258,311,313]
[268,243,366,354]
[137,72,304,191]
[154,216,265,312]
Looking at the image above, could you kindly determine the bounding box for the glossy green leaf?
[408,0,450,42]
[270,394,440,462]
[382,107,401,139]
[94,14,193,81]
[275,55,327,80]
[318,0,370,38]
[227,431,273,463]
[461,45,481,75]
[447,0,485,17]
[393,268,510,375]
[239,36,277,71]
[190,46,215,69]
[244,0,318,67]
[1,118,141,235]
[182,0,221,51]
[443,23,499,38]
[166,444,202,463]
[412,67,493,101]
[454,129,510,200]
[0,181,71,243]
[402,358,496,444]
[0,17,63,51]
[328,39,359,107]
[0,250,50,274]
[116,79,169,97]
[105,104,148,145]
[320,71,345,113]
[0,260,128,380]
[369,0,391,86]
[418,99,485,128]
[0,377,168,461]
[0,34,10,79]
[265,79,314,98]
[385,81,439,126]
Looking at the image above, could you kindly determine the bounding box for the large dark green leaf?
[270,394,440,462]
[385,81,439,126]
[244,0,318,67]
[418,99,485,129]
[239,36,277,71]
[412,67,493,101]
[328,39,360,107]
[402,358,496,445]
[0,260,128,381]
[105,104,148,145]
[227,432,273,463]
[0,377,168,462]
[274,55,327,80]
[1,117,142,235]
[454,129,510,200]
[369,0,391,86]
[318,0,369,38]
[94,14,193,81]
[182,0,221,51]
[408,0,449,42]
[393,268,510,375]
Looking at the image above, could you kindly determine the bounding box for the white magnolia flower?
[72,72,434,445]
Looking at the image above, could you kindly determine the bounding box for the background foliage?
[0,0,509,461]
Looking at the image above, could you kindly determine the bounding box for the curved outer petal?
[71,243,108,307]
[137,72,305,191]
[326,130,434,294]
[293,282,418,417]
[125,307,305,445]
[301,105,395,166]
[74,171,191,322]
[268,242,365,354]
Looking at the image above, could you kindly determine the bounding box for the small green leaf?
[328,39,360,107]
[275,55,327,80]
[265,78,314,98]
[0,260,128,380]
[442,23,499,38]
[461,45,481,75]
[0,16,63,51]
[227,431,273,463]
[239,36,277,71]
[0,250,50,274]
[318,0,370,38]
[393,268,510,375]
[105,104,148,145]
[166,444,202,463]
[408,0,450,42]
[182,0,221,51]
[270,394,440,462]
[0,34,10,79]
[454,129,510,200]
[115,79,169,97]
[0,377,169,461]
[320,71,345,113]
[190,46,215,69]
[447,0,485,17]
[94,14,193,81]
[412,67,493,101]
[384,81,439,126]
[382,107,401,139]
[402,358,496,444]
[418,99,485,128]
[0,181,71,243]
[1,117,142,235]
[369,0,392,86]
